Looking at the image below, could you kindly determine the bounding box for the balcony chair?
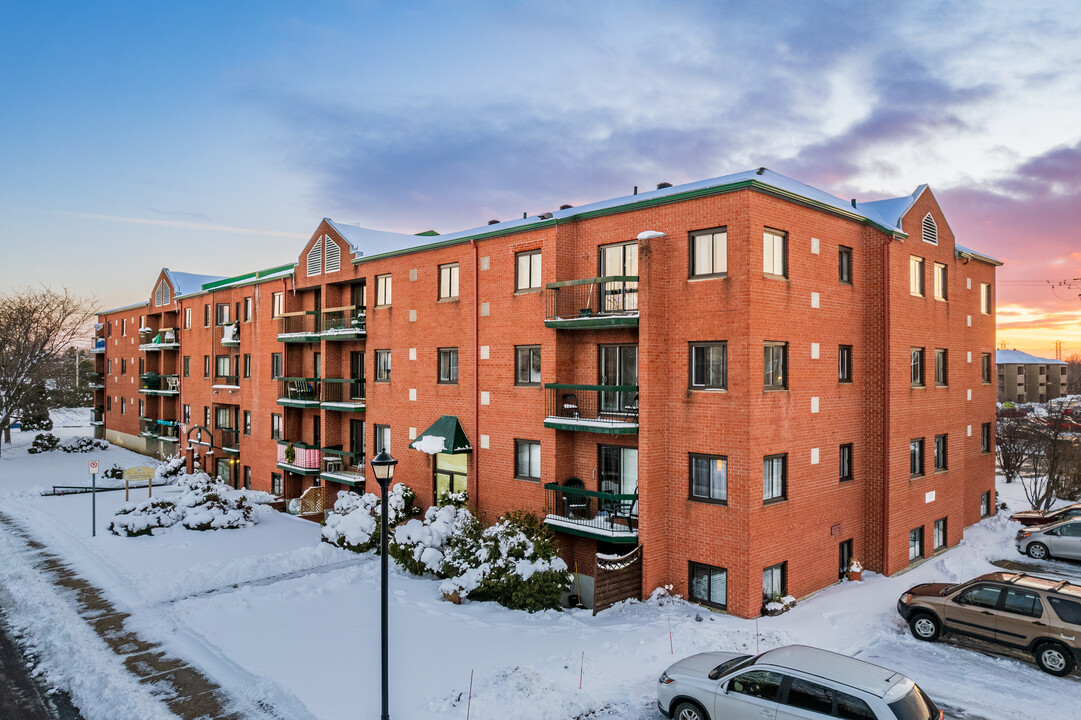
[560,477,590,518]
[289,380,314,400]
[562,393,580,419]
[165,376,180,392]
[599,480,638,532]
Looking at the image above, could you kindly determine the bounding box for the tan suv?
[897,572,1081,676]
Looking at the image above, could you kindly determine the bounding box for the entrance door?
[599,241,638,312]
[599,345,638,415]
[839,539,853,580]
[434,453,468,503]
[217,457,233,488]
[350,351,365,400]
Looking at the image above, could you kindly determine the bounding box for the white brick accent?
[409,348,417,361]
[408,427,417,439]
[810,397,819,413]
[811,237,820,254]
[810,448,820,464]
[409,309,417,322]
[409,388,417,401]
[967,315,972,327]
[811,343,820,359]
[480,256,490,271]
[480,345,490,360]
[967,351,972,363]
[409,268,417,281]
[967,425,972,437]
[811,292,820,308]
[480,434,490,449]
[480,302,490,317]
[481,391,490,405]
[967,389,972,401]
[966,277,972,289]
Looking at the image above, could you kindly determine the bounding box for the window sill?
[437,381,459,386]
[688,273,727,282]
[910,384,925,389]
[513,476,541,483]
[839,280,853,286]
[514,383,542,389]
[839,477,854,484]
[688,495,728,506]
[514,288,542,295]
[763,387,788,393]
[763,497,787,507]
[910,474,925,480]
[689,387,728,393]
[374,305,391,310]
[935,383,948,388]
[935,468,948,475]
[910,293,924,298]
[839,379,853,385]
[438,297,459,303]
[763,273,788,281]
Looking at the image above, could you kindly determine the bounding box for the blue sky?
[1,1,1080,353]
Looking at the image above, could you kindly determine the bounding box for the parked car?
[656,644,941,720]
[1010,502,1081,527]
[897,571,1081,676]
[1016,519,1081,560]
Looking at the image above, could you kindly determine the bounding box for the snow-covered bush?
[58,436,108,453]
[322,483,420,554]
[176,472,258,531]
[27,433,60,454]
[19,409,52,432]
[439,511,571,613]
[436,489,469,509]
[390,501,474,575]
[103,464,124,480]
[107,498,183,537]
[155,455,185,482]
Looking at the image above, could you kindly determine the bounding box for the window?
[957,586,1002,610]
[981,353,992,383]
[438,263,459,300]
[910,438,924,477]
[120,397,126,414]
[689,562,727,610]
[834,691,876,720]
[243,297,252,322]
[375,350,391,382]
[271,353,283,379]
[215,407,231,429]
[154,279,171,307]
[120,358,126,375]
[838,245,852,284]
[838,345,852,382]
[183,356,190,378]
[184,308,191,329]
[981,422,992,453]
[243,466,251,490]
[438,348,458,384]
[515,250,542,291]
[272,292,284,318]
[243,354,251,378]
[839,444,853,482]
[204,406,210,427]
[183,404,190,424]
[271,473,282,496]
[138,399,144,417]
[690,228,727,277]
[204,304,211,327]
[934,434,948,471]
[911,347,924,386]
[1002,589,1043,619]
[980,283,991,314]
[243,411,251,435]
[762,229,786,277]
[515,346,541,386]
[764,342,787,390]
[763,455,786,502]
[121,318,127,336]
[762,562,787,601]
[980,490,991,517]
[215,355,230,378]
[934,349,948,386]
[933,263,948,300]
[376,274,392,306]
[922,213,938,244]
[216,303,230,325]
[204,355,211,379]
[729,671,783,702]
[138,358,144,376]
[785,678,833,716]
[106,396,111,411]
[933,517,947,550]
[374,424,390,454]
[690,342,727,389]
[910,256,925,296]
[514,439,541,480]
[909,526,924,562]
[690,454,727,503]
[270,414,282,440]
[1049,597,1081,625]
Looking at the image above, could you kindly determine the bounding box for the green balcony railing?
[543,482,638,542]
[277,312,320,341]
[544,275,639,326]
[543,383,639,434]
[321,378,365,406]
[277,378,321,406]
[322,306,366,338]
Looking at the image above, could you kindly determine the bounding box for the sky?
[1,1,1079,356]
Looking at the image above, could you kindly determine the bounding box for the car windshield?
[708,655,754,680]
[888,684,940,720]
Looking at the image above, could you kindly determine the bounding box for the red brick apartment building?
[91,169,1000,618]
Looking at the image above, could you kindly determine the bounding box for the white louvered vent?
[922,213,938,245]
[154,280,171,307]
[323,235,341,273]
[306,235,323,277]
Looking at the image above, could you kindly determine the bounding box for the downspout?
[881,236,892,575]
[472,239,481,514]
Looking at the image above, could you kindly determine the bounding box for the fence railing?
[321,447,365,475]
[277,441,321,470]
[140,373,180,393]
[218,428,240,451]
[545,275,639,321]
[322,379,365,404]
[322,307,366,336]
[543,482,638,537]
[277,312,320,337]
[544,384,639,426]
[214,374,240,387]
[277,378,321,404]
[139,327,179,349]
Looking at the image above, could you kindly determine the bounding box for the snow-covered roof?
[166,269,227,298]
[955,243,1003,266]
[855,185,924,231]
[99,300,149,315]
[996,349,1066,365]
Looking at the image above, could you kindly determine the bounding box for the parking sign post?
[88,461,99,537]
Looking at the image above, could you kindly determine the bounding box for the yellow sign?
[123,466,155,482]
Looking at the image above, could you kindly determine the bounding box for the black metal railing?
[139,327,179,348]
[157,421,180,440]
[544,384,639,426]
[140,373,180,393]
[543,483,638,536]
[545,275,639,321]
[277,312,320,337]
[87,372,104,386]
[322,307,366,335]
[321,447,366,476]
[277,378,321,403]
[214,374,240,387]
[322,379,365,404]
[139,417,159,436]
[90,407,104,423]
[218,428,240,450]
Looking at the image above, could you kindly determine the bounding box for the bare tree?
[0,288,96,452]
[996,406,1038,484]
[1021,400,1080,511]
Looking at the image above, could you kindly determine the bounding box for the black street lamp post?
[369,448,398,720]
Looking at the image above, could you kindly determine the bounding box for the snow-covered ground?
[0,416,1077,720]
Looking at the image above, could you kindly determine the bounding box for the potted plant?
[846,558,863,582]
[285,443,296,465]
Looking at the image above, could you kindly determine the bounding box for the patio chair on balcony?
[600,481,638,532]
[163,329,176,343]
[561,393,580,419]
[165,376,180,392]
[560,477,590,518]
[289,380,314,401]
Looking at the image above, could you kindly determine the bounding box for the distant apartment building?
[92,169,999,618]
[996,349,1068,404]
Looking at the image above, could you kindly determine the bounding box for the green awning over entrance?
[409,415,473,454]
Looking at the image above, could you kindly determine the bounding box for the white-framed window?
[691,228,727,277]
[909,527,924,561]
[438,263,459,300]
[980,283,991,315]
[763,229,787,277]
[933,517,947,549]
[376,275,392,306]
[933,263,948,300]
[515,250,542,291]
[911,347,924,386]
[374,424,391,454]
[514,439,541,480]
[763,562,786,601]
[910,256,925,296]
[183,307,191,329]
[272,292,284,317]
[763,454,786,502]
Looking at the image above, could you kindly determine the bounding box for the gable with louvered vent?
[154,279,171,307]
[323,235,341,273]
[922,213,938,245]
[306,236,323,277]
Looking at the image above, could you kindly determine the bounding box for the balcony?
[218,428,240,454]
[90,337,106,354]
[213,374,240,389]
[543,384,639,434]
[139,328,180,351]
[90,407,104,426]
[277,378,322,407]
[320,448,365,487]
[277,312,321,342]
[157,420,180,444]
[139,417,160,438]
[321,306,366,340]
[139,373,180,395]
[87,372,105,389]
[220,322,240,347]
[544,276,639,329]
[543,483,638,543]
[321,379,366,411]
[276,441,322,475]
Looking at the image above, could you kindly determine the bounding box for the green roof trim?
[415,230,440,236]
[200,263,296,292]
[409,415,473,454]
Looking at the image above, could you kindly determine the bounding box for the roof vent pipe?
[633,185,638,195]
[851,199,857,208]
[559,204,573,210]
[657,182,672,189]
[488,219,500,225]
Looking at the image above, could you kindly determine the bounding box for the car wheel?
[1026,542,1050,560]
[673,700,709,720]
[909,613,941,642]
[1035,642,1075,677]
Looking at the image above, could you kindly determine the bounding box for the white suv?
[657,645,942,720]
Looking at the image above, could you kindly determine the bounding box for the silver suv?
[657,645,941,720]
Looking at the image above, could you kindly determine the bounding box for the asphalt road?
[0,606,82,720]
